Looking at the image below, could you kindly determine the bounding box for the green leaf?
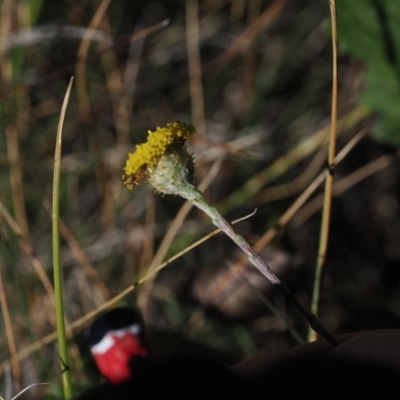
[28,0,44,24]
[337,0,400,145]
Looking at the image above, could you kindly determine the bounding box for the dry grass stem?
[253,143,328,204]
[293,153,396,226]
[75,0,114,232]
[206,0,287,72]
[43,199,110,301]
[218,106,369,214]
[186,0,206,137]
[0,259,22,392]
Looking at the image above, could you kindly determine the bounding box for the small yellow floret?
[123,122,195,189]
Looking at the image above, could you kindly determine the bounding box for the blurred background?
[0,0,400,398]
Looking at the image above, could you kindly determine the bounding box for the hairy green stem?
[180,181,337,347]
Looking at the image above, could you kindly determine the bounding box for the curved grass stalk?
[52,77,74,399]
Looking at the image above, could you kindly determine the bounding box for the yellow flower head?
[122,122,195,190]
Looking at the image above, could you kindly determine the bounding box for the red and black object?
[88,306,153,384]
[76,306,250,399]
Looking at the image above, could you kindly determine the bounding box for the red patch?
[92,332,148,383]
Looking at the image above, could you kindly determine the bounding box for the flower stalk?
[123,122,337,346]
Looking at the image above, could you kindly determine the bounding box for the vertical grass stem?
[308,0,338,342]
[52,77,74,399]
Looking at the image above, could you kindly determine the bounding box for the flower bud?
[122,122,195,194]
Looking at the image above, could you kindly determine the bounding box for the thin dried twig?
[0,259,22,392]
[253,143,328,204]
[293,153,396,226]
[217,106,369,214]
[75,0,114,231]
[43,199,110,302]
[10,383,48,400]
[186,0,206,137]
[205,0,286,73]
